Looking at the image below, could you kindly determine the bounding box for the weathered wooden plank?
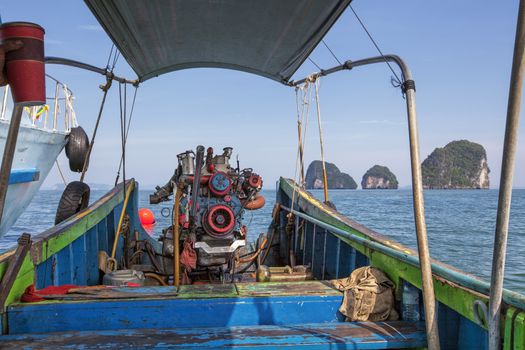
[71,235,87,285]
[236,281,340,297]
[324,232,339,279]
[85,226,100,286]
[177,284,238,299]
[0,321,427,349]
[8,294,342,334]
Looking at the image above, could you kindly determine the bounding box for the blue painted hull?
[0,179,523,349]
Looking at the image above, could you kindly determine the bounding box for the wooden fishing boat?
[0,178,523,348]
[0,1,524,349]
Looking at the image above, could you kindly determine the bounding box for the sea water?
[1,188,523,294]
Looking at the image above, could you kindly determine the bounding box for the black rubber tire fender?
[54,181,91,224]
[66,126,90,172]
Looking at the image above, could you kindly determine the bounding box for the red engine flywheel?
[203,204,235,237]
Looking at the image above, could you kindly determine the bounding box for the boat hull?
[0,119,67,237]
[0,179,523,349]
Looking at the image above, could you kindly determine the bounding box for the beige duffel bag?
[332,266,399,321]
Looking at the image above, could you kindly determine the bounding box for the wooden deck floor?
[1,281,427,348]
[0,321,427,349]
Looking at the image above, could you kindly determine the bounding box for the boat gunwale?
[278,177,525,317]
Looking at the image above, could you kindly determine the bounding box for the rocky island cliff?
[421,140,490,189]
[361,165,398,189]
[305,161,357,189]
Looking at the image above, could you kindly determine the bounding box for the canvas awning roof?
[84,0,352,83]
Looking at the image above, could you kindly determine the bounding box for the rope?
[79,77,112,183]
[290,79,313,214]
[349,5,403,86]
[314,77,329,203]
[114,85,138,186]
[294,88,307,185]
[55,160,67,187]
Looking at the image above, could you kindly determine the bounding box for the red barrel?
[0,22,45,106]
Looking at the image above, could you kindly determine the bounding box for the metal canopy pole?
[291,55,440,350]
[45,57,138,85]
[0,105,24,226]
[488,0,525,348]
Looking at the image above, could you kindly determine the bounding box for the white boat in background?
[0,78,83,237]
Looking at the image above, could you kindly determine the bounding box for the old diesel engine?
[150,145,264,283]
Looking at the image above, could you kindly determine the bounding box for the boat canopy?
[84,0,352,83]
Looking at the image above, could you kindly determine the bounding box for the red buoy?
[139,208,155,225]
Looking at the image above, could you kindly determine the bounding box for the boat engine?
[151,145,264,283]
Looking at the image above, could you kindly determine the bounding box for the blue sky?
[1,0,524,189]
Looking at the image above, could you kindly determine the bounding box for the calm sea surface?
[1,188,523,294]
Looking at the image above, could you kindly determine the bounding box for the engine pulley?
[202,204,235,237]
[209,171,232,196]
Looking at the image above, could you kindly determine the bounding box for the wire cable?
[105,45,114,69]
[115,86,139,186]
[308,57,322,71]
[322,40,342,65]
[349,5,403,85]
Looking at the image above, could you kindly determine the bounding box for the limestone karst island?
[305,139,488,191]
[361,165,399,189]
[421,140,490,189]
[305,160,357,189]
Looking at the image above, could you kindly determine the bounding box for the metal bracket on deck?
[194,240,246,254]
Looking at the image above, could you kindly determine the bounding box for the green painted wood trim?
[0,180,133,310]
[278,177,525,331]
[515,312,525,350]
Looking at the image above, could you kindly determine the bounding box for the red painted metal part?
[204,204,235,236]
[0,22,45,105]
[184,175,210,185]
[243,193,265,210]
[248,174,262,188]
[208,171,232,196]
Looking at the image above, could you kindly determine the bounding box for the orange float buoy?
[139,208,155,225]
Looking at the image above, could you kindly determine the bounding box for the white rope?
[63,85,79,130]
[290,78,314,214]
[55,160,67,187]
[314,77,329,203]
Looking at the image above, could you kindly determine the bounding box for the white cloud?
[357,119,403,125]
[45,39,64,45]
[78,24,103,32]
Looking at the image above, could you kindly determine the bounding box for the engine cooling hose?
[236,238,267,265]
[145,272,168,286]
[110,181,135,266]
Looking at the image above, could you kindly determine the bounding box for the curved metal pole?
[292,55,440,350]
[45,57,138,85]
[488,0,525,348]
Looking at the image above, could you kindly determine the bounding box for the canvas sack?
[332,266,399,321]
